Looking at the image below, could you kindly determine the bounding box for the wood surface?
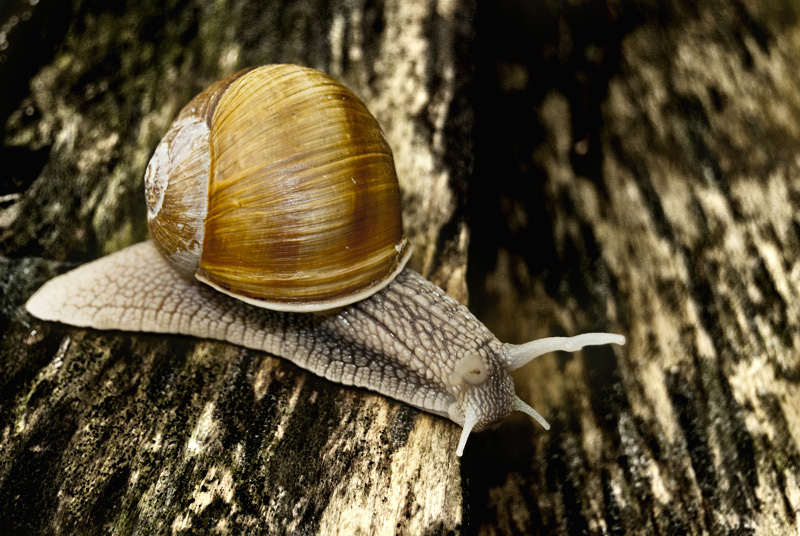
[1,0,799,534]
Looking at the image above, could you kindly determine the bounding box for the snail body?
[25,65,624,456]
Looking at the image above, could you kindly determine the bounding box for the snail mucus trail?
[25,64,625,456]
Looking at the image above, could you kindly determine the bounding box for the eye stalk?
[505,333,626,371]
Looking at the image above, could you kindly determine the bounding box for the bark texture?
[2,0,799,535]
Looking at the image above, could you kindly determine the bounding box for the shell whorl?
[144,65,411,312]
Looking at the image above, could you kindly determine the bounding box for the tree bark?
[2,0,799,535]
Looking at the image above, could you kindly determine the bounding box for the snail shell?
[145,64,411,312]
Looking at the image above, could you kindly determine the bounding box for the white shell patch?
[144,116,210,221]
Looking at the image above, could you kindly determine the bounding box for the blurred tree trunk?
[2,0,799,535]
[465,2,800,534]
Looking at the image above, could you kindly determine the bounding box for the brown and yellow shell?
[144,64,411,312]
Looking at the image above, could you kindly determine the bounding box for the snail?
[25,64,625,456]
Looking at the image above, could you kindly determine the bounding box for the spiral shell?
[144,64,411,312]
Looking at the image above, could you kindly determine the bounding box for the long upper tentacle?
[506,333,625,371]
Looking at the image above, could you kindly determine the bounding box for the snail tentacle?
[505,333,626,371]
[456,406,480,457]
[512,397,551,430]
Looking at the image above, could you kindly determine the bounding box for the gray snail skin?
[25,65,625,456]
